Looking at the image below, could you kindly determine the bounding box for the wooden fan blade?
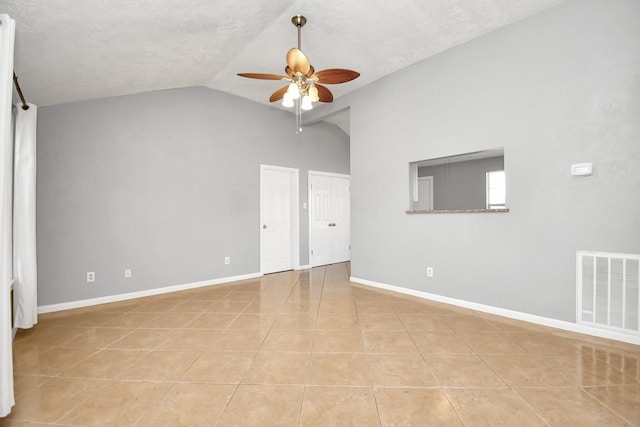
[285,66,294,78]
[286,48,311,74]
[305,65,315,78]
[314,69,360,84]
[315,84,334,103]
[238,73,288,80]
[269,86,289,102]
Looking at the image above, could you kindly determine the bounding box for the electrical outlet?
[427,267,434,278]
[224,256,230,265]
[87,271,95,283]
[124,269,132,278]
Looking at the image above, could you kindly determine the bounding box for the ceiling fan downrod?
[291,15,306,50]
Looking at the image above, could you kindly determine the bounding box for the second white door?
[309,171,350,267]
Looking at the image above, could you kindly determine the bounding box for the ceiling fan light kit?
[238,15,360,133]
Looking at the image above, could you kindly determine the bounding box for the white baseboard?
[295,264,311,270]
[38,272,263,314]
[350,276,640,346]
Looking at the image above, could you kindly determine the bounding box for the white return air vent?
[577,251,640,336]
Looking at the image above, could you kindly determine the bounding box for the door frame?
[308,170,351,268]
[260,164,300,274]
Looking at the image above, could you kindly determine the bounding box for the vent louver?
[577,251,640,336]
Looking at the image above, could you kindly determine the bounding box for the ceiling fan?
[238,15,359,130]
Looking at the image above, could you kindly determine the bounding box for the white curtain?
[13,103,37,329]
[0,14,16,418]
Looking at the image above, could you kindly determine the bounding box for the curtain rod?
[12,72,29,110]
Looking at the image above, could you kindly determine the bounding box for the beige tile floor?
[3,263,640,426]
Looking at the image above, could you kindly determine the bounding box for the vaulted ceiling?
[6,0,566,114]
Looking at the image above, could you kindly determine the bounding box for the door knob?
[262,224,267,229]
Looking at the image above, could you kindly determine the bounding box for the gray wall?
[37,87,349,305]
[348,0,640,322]
[419,156,504,210]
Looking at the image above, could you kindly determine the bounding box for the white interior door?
[309,171,350,267]
[260,165,299,274]
[331,177,351,263]
[417,176,433,210]
[309,174,332,266]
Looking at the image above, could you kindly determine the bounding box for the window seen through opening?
[486,170,506,209]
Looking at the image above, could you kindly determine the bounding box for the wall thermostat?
[571,163,592,176]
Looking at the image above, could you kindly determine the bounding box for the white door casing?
[309,171,350,267]
[260,165,299,274]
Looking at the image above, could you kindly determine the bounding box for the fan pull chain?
[296,98,302,133]
[295,16,303,131]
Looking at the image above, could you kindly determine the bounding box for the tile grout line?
[580,385,637,426]
[298,266,327,426]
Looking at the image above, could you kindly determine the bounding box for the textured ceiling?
[4,0,566,112]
